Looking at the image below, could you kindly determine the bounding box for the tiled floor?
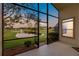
[16,41,79,56]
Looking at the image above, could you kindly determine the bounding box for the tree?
[4,3,36,21]
[4,3,37,29]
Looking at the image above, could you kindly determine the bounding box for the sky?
[39,3,58,27]
[18,3,58,27]
[5,3,58,27]
[18,3,58,17]
[39,3,58,17]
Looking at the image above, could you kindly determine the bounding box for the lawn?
[4,37,36,49]
[4,28,47,49]
[39,27,47,43]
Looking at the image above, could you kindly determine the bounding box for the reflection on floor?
[16,41,79,56]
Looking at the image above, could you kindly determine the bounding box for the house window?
[3,3,59,55]
[62,18,74,38]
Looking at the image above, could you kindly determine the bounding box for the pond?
[16,33,37,38]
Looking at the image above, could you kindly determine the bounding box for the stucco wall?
[59,4,79,47]
[0,4,2,56]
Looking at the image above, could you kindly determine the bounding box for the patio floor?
[16,41,79,56]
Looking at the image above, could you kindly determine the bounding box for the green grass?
[4,28,48,49]
[4,28,57,49]
[39,28,47,43]
[4,38,36,49]
[4,29,17,40]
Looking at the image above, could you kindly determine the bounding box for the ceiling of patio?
[53,3,79,10]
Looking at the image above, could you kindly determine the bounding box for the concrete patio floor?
[16,41,79,56]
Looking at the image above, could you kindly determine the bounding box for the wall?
[59,4,79,47]
[0,3,2,56]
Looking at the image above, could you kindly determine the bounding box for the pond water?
[16,33,37,38]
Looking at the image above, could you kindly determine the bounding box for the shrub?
[24,41,32,47]
[48,32,59,43]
